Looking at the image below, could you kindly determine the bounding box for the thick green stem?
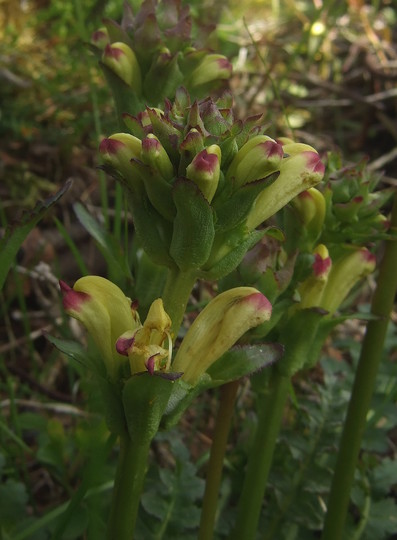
[321,193,397,540]
[107,434,151,540]
[231,369,290,540]
[162,267,197,335]
[199,381,240,540]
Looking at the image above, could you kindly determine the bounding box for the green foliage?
[135,431,205,540]
[245,350,397,540]
[0,180,71,290]
[1,1,396,539]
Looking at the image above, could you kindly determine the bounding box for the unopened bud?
[247,150,325,230]
[91,27,109,49]
[291,187,326,246]
[226,135,283,188]
[189,54,232,88]
[99,133,142,179]
[102,42,142,94]
[320,248,376,314]
[186,145,221,202]
[298,244,332,309]
[141,134,174,181]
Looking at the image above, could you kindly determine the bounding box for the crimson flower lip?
[99,138,125,155]
[59,280,90,311]
[313,253,332,278]
[101,42,142,94]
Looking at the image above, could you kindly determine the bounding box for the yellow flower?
[60,276,138,380]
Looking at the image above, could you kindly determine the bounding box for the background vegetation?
[1,0,396,538]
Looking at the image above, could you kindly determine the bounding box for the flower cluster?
[100,89,325,279]
[90,0,232,113]
[60,276,272,385]
[320,155,392,248]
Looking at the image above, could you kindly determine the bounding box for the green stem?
[107,434,151,540]
[162,267,197,335]
[231,369,290,540]
[199,380,240,540]
[321,193,397,540]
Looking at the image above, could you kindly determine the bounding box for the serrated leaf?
[138,431,204,539]
[162,376,211,430]
[279,308,327,375]
[214,173,279,231]
[0,180,71,290]
[199,229,266,280]
[123,373,176,444]
[45,334,89,365]
[362,498,397,540]
[207,344,282,384]
[170,178,215,271]
[123,188,175,267]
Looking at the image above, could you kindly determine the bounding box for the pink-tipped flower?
[141,134,174,181]
[172,287,272,384]
[297,244,332,309]
[186,145,221,202]
[292,187,326,227]
[99,133,142,180]
[189,54,232,88]
[102,42,142,94]
[226,135,284,189]
[246,142,325,230]
[60,276,139,380]
[90,27,109,50]
[319,248,376,314]
[291,187,326,248]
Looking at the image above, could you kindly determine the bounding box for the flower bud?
[91,27,109,50]
[226,135,283,188]
[172,287,272,384]
[298,244,332,309]
[189,54,232,88]
[186,145,221,202]
[141,134,174,181]
[320,248,376,314]
[60,276,138,380]
[179,128,205,162]
[102,42,142,94]
[246,150,325,230]
[99,133,142,179]
[291,187,326,246]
